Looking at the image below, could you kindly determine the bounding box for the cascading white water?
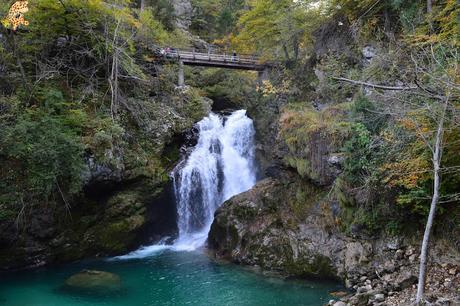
[114,110,256,259]
[172,110,256,250]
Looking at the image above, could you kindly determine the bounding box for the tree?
[412,46,459,305]
[231,0,324,60]
[334,44,460,304]
[0,0,177,223]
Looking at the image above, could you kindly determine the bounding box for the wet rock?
[64,270,122,292]
[333,301,346,306]
[330,291,348,298]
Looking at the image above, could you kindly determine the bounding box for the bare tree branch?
[332,77,418,90]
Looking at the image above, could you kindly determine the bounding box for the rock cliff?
[0,89,212,270]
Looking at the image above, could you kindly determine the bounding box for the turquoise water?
[0,250,341,306]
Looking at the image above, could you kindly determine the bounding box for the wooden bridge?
[156,48,271,86]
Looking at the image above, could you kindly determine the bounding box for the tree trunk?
[415,98,448,305]
[426,0,433,31]
[140,0,145,12]
[426,0,432,14]
[293,36,299,61]
[282,43,290,61]
[383,7,394,41]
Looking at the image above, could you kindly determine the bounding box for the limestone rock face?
[209,175,347,279]
[208,170,460,305]
[172,0,192,30]
[65,270,122,292]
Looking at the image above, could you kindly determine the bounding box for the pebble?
[374,293,385,302]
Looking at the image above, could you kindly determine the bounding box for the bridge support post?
[178,60,185,87]
[257,67,269,84]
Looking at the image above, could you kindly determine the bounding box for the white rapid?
[114,110,256,260]
[172,110,256,250]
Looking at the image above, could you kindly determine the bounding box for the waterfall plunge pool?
[0,250,343,306]
[0,111,343,305]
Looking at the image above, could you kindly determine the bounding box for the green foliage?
[187,68,257,109]
[148,0,176,30]
[280,103,352,182]
[350,95,387,135]
[231,0,326,60]
[191,0,245,42]
[342,123,372,185]
[0,91,85,216]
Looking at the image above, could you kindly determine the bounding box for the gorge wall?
[207,19,460,306]
[0,89,212,270]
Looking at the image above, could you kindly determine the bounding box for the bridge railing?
[177,50,261,64]
[156,47,262,65]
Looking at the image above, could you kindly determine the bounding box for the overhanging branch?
[332,77,418,91]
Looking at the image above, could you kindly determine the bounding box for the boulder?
[64,270,122,292]
[208,176,346,279]
[393,269,418,290]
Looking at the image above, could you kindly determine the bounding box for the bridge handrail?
[177,51,260,64]
[174,47,260,59]
[155,46,271,67]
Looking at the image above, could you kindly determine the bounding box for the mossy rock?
[64,270,122,293]
[106,190,147,218]
[285,254,337,279]
[95,215,146,252]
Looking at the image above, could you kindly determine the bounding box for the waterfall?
[172,110,256,250]
[114,110,256,260]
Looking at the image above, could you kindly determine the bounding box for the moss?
[285,254,337,279]
[95,215,145,252]
[232,202,257,221]
[279,104,352,183]
[289,181,325,221]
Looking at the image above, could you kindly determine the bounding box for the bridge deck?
[158,49,267,71]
